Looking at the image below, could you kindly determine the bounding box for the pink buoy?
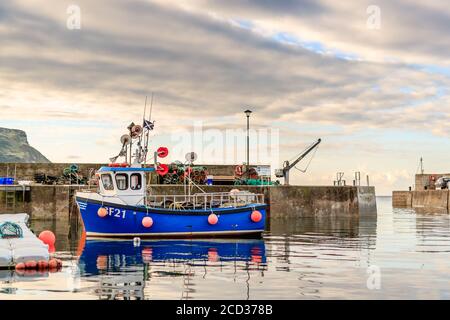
[142,216,153,228]
[15,262,25,271]
[38,230,56,246]
[97,207,108,218]
[208,213,218,225]
[250,210,262,223]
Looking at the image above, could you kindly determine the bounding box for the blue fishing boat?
[75,115,267,238]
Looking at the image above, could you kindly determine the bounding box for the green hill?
[0,127,50,163]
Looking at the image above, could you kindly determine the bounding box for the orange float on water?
[142,216,153,228]
[250,210,262,223]
[37,260,48,270]
[15,262,25,271]
[38,230,56,247]
[48,259,58,269]
[25,260,37,269]
[97,207,108,218]
[208,213,218,225]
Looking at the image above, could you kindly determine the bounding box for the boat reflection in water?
[78,237,266,300]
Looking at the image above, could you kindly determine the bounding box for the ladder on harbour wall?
[4,189,16,212]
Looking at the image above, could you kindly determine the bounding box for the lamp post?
[244,109,252,178]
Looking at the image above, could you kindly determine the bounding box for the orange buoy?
[15,262,25,271]
[48,259,58,269]
[142,216,153,228]
[250,210,262,223]
[97,207,108,218]
[37,260,48,270]
[25,260,37,269]
[208,213,218,225]
[38,230,56,247]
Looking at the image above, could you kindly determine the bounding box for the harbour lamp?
[244,109,252,178]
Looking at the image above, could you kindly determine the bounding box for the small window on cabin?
[130,173,142,190]
[115,173,128,190]
[101,174,114,191]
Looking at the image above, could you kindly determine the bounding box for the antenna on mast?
[143,92,154,164]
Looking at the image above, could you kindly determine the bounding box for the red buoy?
[38,230,56,247]
[156,164,169,176]
[97,207,108,218]
[38,260,48,270]
[208,213,218,225]
[250,210,262,223]
[157,146,169,158]
[25,260,37,269]
[142,216,153,228]
[48,259,58,269]
[15,262,25,271]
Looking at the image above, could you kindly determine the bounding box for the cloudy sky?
[1,0,449,195]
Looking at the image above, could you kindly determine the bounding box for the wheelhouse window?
[130,173,142,190]
[101,174,114,190]
[115,173,128,190]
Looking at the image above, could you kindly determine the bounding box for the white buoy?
[133,237,141,247]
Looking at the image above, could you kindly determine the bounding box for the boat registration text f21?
[104,207,127,219]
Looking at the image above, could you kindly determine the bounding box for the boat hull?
[76,196,266,238]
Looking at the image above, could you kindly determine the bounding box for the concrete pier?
[392,190,449,212]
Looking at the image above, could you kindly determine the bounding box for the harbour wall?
[0,163,237,184]
[0,184,377,220]
[392,190,449,212]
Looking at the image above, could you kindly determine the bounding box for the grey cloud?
[1,0,449,139]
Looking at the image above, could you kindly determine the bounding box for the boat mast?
[144,93,154,165]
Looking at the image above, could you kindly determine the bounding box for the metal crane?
[275,138,321,185]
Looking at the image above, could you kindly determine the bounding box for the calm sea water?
[1,196,449,299]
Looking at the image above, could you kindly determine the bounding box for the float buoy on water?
[15,258,62,272]
[15,262,25,271]
[38,260,48,269]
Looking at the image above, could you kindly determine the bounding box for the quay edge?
[1,184,377,220]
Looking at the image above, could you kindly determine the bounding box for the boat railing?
[146,191,265,210]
